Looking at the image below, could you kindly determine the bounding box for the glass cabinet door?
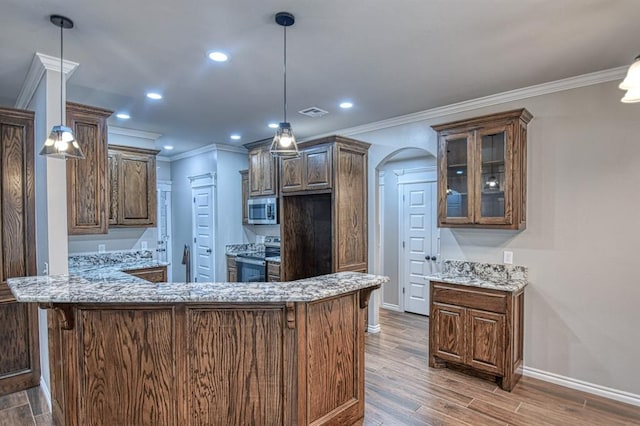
[439,132,474,224]
[475,126,512,224]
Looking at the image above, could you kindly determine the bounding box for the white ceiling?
[1,0,639,155]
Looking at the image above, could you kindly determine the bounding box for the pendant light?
[619,54,640,103]
[39,15,85,159]
[270,12,300,157]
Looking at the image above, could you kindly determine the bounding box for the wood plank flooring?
[1,309,638,425]
[364,309,640,426]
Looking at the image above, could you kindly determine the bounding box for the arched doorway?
[374,147,438,315]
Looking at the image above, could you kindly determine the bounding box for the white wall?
[356,80,640,396]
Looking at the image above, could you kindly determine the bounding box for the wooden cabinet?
[429,281,524,391]
[124,266,167,283]
[66,102,113,235]
[226,255,237,282]
[432,109,532,230]
[280,144,332,194]
[267,261,281,282]
[0,107,39,396]
[240,170,249,225]
[281,136,369,280]
[108,145,159,227]
[247,143,277,197]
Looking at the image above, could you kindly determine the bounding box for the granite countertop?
[67,250,169,284]
[7,272,387,304]
[226,244,281,263]
[266,256,281,263]
[426,260,528,293]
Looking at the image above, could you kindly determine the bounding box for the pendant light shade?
[270,12,300,157]
[619,55,640,103]
[39,15,84,159]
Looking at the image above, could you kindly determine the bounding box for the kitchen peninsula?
[8,270,386,426]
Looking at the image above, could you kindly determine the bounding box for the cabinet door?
[0,107,39,396]
[240,170,249,224]
[66,103,111,235]
[260,148,277,196]
[431,303,466,364]
[304,145,332,190]
[248,149,262,197]
[466,309,505,374]
[438,132,475,226]
[474,125,513,225]
[118,152,156,226]
[280,156,303,193]
[107,151,119,225]
[125,266,167,283]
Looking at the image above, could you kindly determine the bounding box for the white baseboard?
[39,376,52,410]
[382,303,402,312]
[523,366,640,407]
[368,324,381,334]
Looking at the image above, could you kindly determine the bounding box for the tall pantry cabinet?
[0,107,39,396]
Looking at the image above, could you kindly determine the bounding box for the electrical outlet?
[141,241,148,250]
[503,250,514,265]
[98,244,106,253]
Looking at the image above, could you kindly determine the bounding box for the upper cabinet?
[240,169,249,225]
[108,145,159,227]
[280,144,332,194]
[432,109,532,230]
[247,143,277,197]
[66,102,113,235]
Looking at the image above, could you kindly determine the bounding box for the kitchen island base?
[45,287,376,426]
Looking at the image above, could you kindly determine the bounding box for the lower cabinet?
[124,266,167,283]
[267,261,281,282]
[429,281,524,391]
[227,256,237,282]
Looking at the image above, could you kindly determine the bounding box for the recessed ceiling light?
[164,145,174,150]
[116,113,130,119]
[268,122,279,129]
[339,101,354,109]
[230,134,241,140]
[208,51,229,62]
[146,92,163,100]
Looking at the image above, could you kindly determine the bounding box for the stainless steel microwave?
[248,197,278,225]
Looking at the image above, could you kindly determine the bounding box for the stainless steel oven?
[248,197,278,225]
[236,236,280,282]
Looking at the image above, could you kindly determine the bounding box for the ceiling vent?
[298,107,329,118]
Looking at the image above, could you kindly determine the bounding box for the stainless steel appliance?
[248,197,278,225]
[236,236,280,282]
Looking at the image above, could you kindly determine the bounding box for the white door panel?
[402,182,437,315]
[192,185,215,282]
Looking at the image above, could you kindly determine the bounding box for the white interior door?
[190,174,216,283]
[401,181,437,315]
[157,181,172,281]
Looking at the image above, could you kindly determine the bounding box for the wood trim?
[432,108,532,132]
[107,144,161,155]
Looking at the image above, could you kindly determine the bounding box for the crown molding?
[168,143,246,162]
[15,52,79,109]
[307,66,628,139]
[156,155,171,162]
[108,126,162,141]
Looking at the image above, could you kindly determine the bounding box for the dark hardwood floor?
[1,309,638,425]
[364,309,640,426]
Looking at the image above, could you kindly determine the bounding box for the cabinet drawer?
[267,262,280,278]
[432,282,507,314]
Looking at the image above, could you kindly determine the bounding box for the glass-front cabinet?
[434,109,532,230]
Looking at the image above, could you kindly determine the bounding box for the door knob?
[206,248,212,254]
[425,255,437,261]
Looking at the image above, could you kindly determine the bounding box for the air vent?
[298,107,329,118]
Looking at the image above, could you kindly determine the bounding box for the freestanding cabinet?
[432,109,532,230]
[0,107,39,396]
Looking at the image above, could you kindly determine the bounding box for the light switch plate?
[141,241,148,250]
[98,244,106,253]
[503,250,513,264]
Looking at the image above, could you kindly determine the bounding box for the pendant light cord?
[283,24,287,123]
[60,22,64,126]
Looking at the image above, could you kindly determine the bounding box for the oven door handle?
[236,257,266,267]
